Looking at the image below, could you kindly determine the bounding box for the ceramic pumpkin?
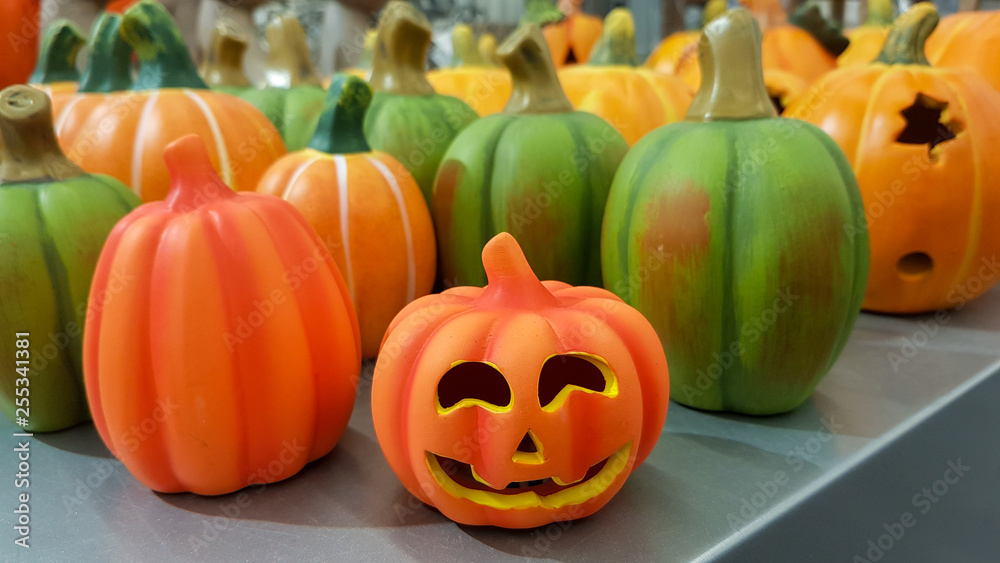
[433,24,628,288]
[84,134,361,495]
[0,85,140,432]
[29,20,84,118]
[427,24,512,117]
[542,0,603,67]
[200,19,252,95]
[58,0,285,202]
[784,3,1000,313]
[257,75,436,359]
[364,1,478,205]
[559,8,693,146]
[373,232,669,528]
[602,8,869,415]
[0,1,41,89]
[759,3,847,84]
[926,8,1000,92]
[764,68,808,114]
[837,0,894,67]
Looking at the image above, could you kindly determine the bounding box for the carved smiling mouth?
[425,443,632,510]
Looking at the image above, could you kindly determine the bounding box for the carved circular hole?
[897,252,933,279]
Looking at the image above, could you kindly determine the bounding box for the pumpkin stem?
[78,14,135,94]
[705,0,727,26]
[478,33,501,67]
[451,24,482,67]
[865,0,895,26]
[875,3,937,66]
[788,3,849,57]
[685,8,776,122]
[122,0,209,90]
[308,75,373,155]
[29,20,85,85]
[263,14,322,88]
[355,29,378,71]
[369,1,435,96]
[588,8,638,66]
[164,134,235,211]
[479,233,558,308]
[0,86,85,183]
[499,24,574,115]
[200,19,251,88]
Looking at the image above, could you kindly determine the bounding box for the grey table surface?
[2,286,999,563]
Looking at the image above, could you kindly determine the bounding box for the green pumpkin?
[364,1,477,206]
[601,8,869,415]
[432,23,627,287]
[0,85,140,432]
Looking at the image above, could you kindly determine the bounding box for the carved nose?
[516,432,538,453]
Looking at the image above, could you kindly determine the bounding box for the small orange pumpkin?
[372,232,669,528]
[759,4,847,84]
[543,0,603,67]
[257,75,436,358]
[427,24,512,116]
[838,0,894,67]
[926,8,1000,92]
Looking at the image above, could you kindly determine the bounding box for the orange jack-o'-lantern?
[372,233,669,528]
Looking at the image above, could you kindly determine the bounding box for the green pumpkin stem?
[685,8,776,122]
[29,20,85,84]
[200,19,251,88]
[451,24,482,67]
[79,14,135,94]
[789,3,849,57]
[588,8,639,66]
[479,233,558,308]
[0,86,85,183]
[369,1,435,96]
[263,14,321,88]
[122,0,209,90]
[499,24,573,115]
[875,3,937,65]
[308,75,373,155]
[865,0,895,26]
[478,34,501,67]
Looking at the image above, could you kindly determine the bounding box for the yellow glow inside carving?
[511,430,545,465]
[541,353,619,413]
[436,360,513,415]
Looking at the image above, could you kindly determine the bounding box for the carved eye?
[538,354,617,411]
[437,361,512,413]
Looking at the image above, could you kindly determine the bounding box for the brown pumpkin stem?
[0,86,84,183]
[480,233,558,308]
[865,0,895,26]
[164,135,235,211]
[686,8,776,122]
[369,1,435,96]
[263,13,321,88]
[478,33,501,67]
[588,8,638,66]
[451,24,482,67]
[200,19,251,88]
[499,24,574,115]
[875,3,937,66]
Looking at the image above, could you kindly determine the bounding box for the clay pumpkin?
[373,232,669,528]
[433,24,628,288]
[427,24,512,117]
[602,8,869,415]
[29,20,84,118]
[58,0,285,202]
[784,3,1000,313]
[364,1,478,205]
[0,1,41,89]
[257,75,436,359]
[542,0,603,67]
[559,8,693,146]
[0,85,139,432]
[83,134,361,495]
[837,0,894,67]
[926,8,1000,92]
[200,19,252,96]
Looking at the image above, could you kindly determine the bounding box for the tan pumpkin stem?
[200,19,251,88]
[478,33,500,67]
[499,24,574,115]
[264,14,321,88]
[480,233,558,307]
[588,8,638,66]
[451,24,482,67]
[685,8,776,122]
[369,1,435,96]
[875,3,937,66]
[0,86,84,183]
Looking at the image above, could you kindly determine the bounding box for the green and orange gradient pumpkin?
[373,232,669,528]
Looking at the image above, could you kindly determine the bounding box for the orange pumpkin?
[559,8,692,146]
[372,232,669,528]
[838,0,894,67]
[258,75,436,358]
[58,0,284,202]
[427,24,512,116]
[764,67,809,114]
[760,4,847,84]
[543,0,603,67]
[29,20,84,118]
[926,8,1000,92]
[0,1,40,89]
[83,134,361,495]
[784,3,1000,313]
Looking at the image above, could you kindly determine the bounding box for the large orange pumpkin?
[29,20,84,118]
[784,3,1000,313]
[372,232,669,528]
[543,0,603,67]
[83,134,361,495]
[838,0,894,67]
[0,0,40,89]
[926,8,1000,92]
[427,24,512,116]
[558,8,692,146]
[58,0,285,202]
[258,75,436,358]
